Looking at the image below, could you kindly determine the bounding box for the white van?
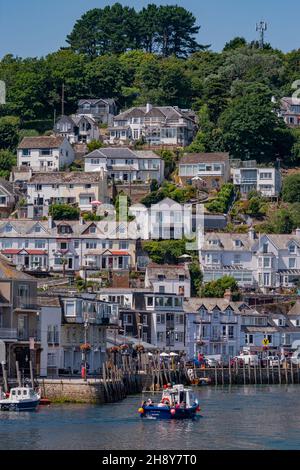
[235,351,259,366]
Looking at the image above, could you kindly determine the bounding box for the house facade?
[77,99,117,125]
[84,147,164,184]
[145,263,191,298]
[108,103,197,147]
[26,170,107,216]
[0,219,137,275]
[231,160,281,198]
[0,178,17,217]
[54,114,100,144]
[17,136,75,171]
[280,97,300,127]
[0,255,41,376]
[179,152,230,189]
[198,228,300,291]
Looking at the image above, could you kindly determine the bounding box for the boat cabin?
[161,384,196,408]
[9,387,37,400]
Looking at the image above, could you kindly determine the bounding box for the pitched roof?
[0,253,35,280]
[179,153,229,165]
[183,297,250,313]
[114,105,196,123]
[18,136,65,149]
[0,178,14,195]
[78,98,115,106]
[28,172,103,184]
[146,263,190,280]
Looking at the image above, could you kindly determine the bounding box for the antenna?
[256,21,267,49]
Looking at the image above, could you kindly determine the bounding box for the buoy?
[197,406,201,412]
[170,408,176,415]
[138,407,144,413]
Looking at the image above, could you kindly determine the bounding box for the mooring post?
[229,357,232,386]
[29,360,34,389]
[221,361,224,386]
[259,359,262,385]
[248,361,251,384]
[243,360,246,385]
[291,359,294,385]
[278,358,281,385]
[1,361,8,393]
[266,358,270,385]
[15,361,21,387]
[271,362,274,384]
[214,364,218,386]
[254,361,257,385]
[285,359,288,384]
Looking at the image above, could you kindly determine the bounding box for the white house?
[54,114,100,144]
[108,103,197,147]
[17,136,75,171]
[145,263,191,298]
[26,170,107,215]
[0,178,17,217]
[84,147,164,184]
[0,218,138,274]
[179,152,230,190]
[39,296,63,377]
[198,228,300,291]
[231,160,281,198]
[279,97,300,127]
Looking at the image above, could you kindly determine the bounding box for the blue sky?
[0,0,298,58]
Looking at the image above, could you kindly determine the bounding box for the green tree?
[189,261,203,297]
[223,37,247,51]
[0,150,17,179]
[219,84,292,162]
[200,276,239,298]
[282,174,300,203]
[0,116,20,151]
[143,239,187,264]
[49,204,80,220]
[87,140,103,152]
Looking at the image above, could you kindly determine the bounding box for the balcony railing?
[17,329,41,342]
[0,328,17,339]
[14,297,38,311]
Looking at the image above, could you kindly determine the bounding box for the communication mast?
[256,21,267,49]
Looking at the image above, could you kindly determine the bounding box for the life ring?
[162,397,171,405]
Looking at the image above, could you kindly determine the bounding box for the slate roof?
[146,263,190,280]
[183,298,253,314]
[179,153,229,165]
[28,172,103,184]
[18,136,65,149]
[0,253,35,280]
[114,105,196,123]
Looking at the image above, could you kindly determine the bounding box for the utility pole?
[256,21,267,49]
[61,83,65,116]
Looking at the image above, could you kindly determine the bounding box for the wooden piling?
[29,361,34,389]
[271,362,274,384]
[285,359,288,384]
[214,364,218,385]
[259,359,262,384]
[248,361,251,384]
[221,362,224,386]
[15,361,21,387]
[243,360,246,385]
[1,362,8,393]
[254,361,257,385]
[266,359,270,385]
[291,360,294,385]
[228,357,232,386]
[278,358,281,385]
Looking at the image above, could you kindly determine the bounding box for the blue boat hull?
[141,405,198,420]
[0,400,39,412]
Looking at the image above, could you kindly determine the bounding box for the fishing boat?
[0,387,40,411]
[138,384,200,420]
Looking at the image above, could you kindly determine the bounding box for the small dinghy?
[138,384,200,420]
[0,387,40,411]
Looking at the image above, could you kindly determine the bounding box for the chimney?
[146,103,152,113]
[295,228,300,237]
[48,215,53,229]
[248,227,256,241]
[223,289,232,302]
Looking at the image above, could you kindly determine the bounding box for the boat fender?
[170,408,176,415]
[196,406,201,412]
[138,407,144,414]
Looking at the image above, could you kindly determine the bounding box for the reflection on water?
[0,385,300,450]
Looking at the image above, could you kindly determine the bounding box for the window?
[157,332,165,343]
[147,297,153,307]
[260,172,272,179]
[22,149,31,156]
[179,274,185,282]
[159,286,165,294]
[289,244,296,254]
[263,257,271,268]
[234,239,242,247]
[86,241,97,249]
[289,258,296,269]
[245,334,254,345]
[85,184,92,189]
[156,314,165,324]
[34,225,41,233]
[65,302,75,316]
[91,159,100,165]
[60,242,67,250]
[119,241,128,250]
[35,240,46,249]
[74,240,80,249]
[262,243,268,254]
[41,148,51,156]
[36,184,42,191]
[123,314,132,325]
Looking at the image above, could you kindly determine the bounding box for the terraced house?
[198,228,300,291]
[26,170,107,217]
[0,219,137,275]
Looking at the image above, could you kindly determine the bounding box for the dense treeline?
[1,3,300,164]
[67,3,204,58]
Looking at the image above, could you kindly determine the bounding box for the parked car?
[234,352,259,366]
[204,355,222,367]
[291,350,300,365]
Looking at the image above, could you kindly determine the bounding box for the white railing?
[0,328,17,339]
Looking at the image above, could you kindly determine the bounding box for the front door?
[24,256,30,268]
[68,258,73,269]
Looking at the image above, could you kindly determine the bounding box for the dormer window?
[234,239,242,247]
[90,226,96,233]
[263,243,268,254]
[4,225,12,233]
[158,275,165,281]
[209,239,219,246]
[34,226,41,233]
[289,244,296,254]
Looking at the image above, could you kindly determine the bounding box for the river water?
[0,385,300,450]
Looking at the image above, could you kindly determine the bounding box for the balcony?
[17,329,41,342]
[0,328,17,340]
[14,297,38,312]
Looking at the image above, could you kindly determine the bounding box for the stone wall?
[39,379,106,404]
